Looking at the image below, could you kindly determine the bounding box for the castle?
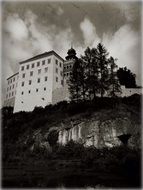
[4,48,142,113]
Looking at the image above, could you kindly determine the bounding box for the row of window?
[7,83,17,91]
[8,76,18,85]
[64,72,72,77]
[21,87,47,95]
[64,65,72,70]
[21,59,62,71]
[21,68,63,79]
[21,77,63,86]
[6,91,16,98]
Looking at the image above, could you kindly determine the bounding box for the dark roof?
[19,50,64,64]
[7,72,19,80]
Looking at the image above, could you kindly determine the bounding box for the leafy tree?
[108,56,121,97]
[117,67,137,88]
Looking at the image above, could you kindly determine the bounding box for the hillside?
[2,95,142,188]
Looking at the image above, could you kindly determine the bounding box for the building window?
[44,87,46,91]
[10,86,11,90]
[45,76,48,81]
[7,87,9,91]
[37,62,40,67]
[61,80,63,85]
[28,90,31,94]
[26,65,29,69]
[36,88,38,92]
[38,69,41,74]
[21,91,24,95]
[60,71,63,76]
[21,66,24,71]
[9,93,11,97]
[55,59,58,65]
[56,68,58,73]
[48,58,51,64]
[37,78,40,83]
[11,79,12,83]
[64,74,66,77]
[22,73,25,78]
[30,71,33,76]
[12,92,14,96]
[67,66,69,69]
[67,73,69,76]
[32,63,35,68]
[6,94,8,99]
[13,78,15,82]
[29,80,32,85]
[22,82,24,86]
[64,66,66,70]
[56,77,58,82]
[42,60,45,65]
[12,84,14,89]
[60,62,62,67]
[45,67,48,73]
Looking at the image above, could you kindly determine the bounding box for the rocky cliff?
[19,105,140,152]
[58,107,140,148]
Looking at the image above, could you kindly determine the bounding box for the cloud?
[103,24,141,84]
[2,10,74,96]
[4,13,29,40]
[80,17,100,46]
[57,6,64,16]
[79,17,141,85]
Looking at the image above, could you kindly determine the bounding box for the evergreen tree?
[108,56,121,97]
[81,47,99,100]
[68,58,86,102]
[96,43,109,97]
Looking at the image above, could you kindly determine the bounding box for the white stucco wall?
[4,73,19,107]
[121,85,142,97]
[14,53,64,112]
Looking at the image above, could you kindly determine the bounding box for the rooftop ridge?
[19,50,65,64]
[7,72,19,80]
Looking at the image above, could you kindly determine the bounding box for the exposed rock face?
[19,107,140,150]
[58,110,140,148]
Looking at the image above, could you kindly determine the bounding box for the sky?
[1,0,142,104]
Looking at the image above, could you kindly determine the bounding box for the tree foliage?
[69,43,122,101]
[117,67,137,88]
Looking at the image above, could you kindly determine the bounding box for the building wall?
[14,54,64,113]
[4,73,19,107]
[121,85,142,97]
[52,83,70,105]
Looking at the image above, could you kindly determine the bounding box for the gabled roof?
[19,50,64,64]
[7,72,19,80]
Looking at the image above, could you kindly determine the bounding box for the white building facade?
[4,72,19,107]
[13,51,64,112]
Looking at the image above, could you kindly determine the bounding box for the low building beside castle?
[4,48,142,113]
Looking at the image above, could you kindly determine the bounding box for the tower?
[64,47,78,80]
